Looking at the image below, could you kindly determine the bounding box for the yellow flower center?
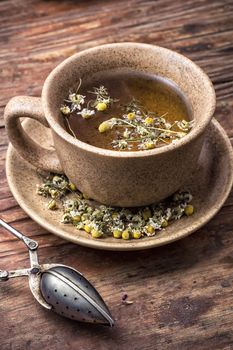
[96,102,107,111]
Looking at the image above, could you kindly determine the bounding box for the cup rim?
[42,42,216,158]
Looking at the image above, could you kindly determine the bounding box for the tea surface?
[61,71,192,151]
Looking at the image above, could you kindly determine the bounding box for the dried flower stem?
[64,118,77,139]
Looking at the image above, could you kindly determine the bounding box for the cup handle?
[4,96,63,173]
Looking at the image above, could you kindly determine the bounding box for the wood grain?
[0,0,233,349]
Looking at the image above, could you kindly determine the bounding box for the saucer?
[6,118,233,251]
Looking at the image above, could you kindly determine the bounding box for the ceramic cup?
[4,43,215,207]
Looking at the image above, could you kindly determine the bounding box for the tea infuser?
[0,218,114,326]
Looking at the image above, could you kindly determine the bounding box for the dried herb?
[37,173,194,240]
[99,99,193,150]
[88,85,118,111]
[60,79,194,151]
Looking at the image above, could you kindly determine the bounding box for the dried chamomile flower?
[89,85,117,111]
[145,224,155,236]
[177,120,194,131]
[148,218,162,231]
[184,205,194,216]
[75,222,85,230]
[142,207,152,221]
[49,189,60,199]
[98,120,114,133]
[91,208,104,221]
[91,230,103,238]
[144,117,154,125]
[144,141,156,150]
[77,108,95,119]
[69,182,77,191]
[60,79,96,136]
[111,211,120,220]
[36,184,49,197]
[161,219,168,228]
[60,105,71,115]
[96,102,107,111]
[173,191,193,203]
[37,173,194,240]
[52,175,68,189]
[63,199,77,213]
[120,209,133,221]
[122,229,130,240]
[113,229,122,239]
[136,125,149,136]
[69,93,85,109]
[37,174,69,199]
[81,213,90,222]
[171,206,184,220]
[132,231,142,239]
[123,99,144,114]
[84,222,92,233]
[176,131,187,139]
[164,207,172,221]
[123,128,131,138]
[61,213,72,224]
[112,139,129,150]
[127,112,136,121]
[47,199,57,210]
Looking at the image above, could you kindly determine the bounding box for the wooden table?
[0,1,233,349]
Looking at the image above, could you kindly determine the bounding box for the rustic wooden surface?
[0,0,233,349]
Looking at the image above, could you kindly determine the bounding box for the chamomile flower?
[77,108,95,119]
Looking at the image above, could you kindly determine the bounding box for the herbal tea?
[60,71,193,151]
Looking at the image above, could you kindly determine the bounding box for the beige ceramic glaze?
[4,43,216,207]
[6,118,233,251]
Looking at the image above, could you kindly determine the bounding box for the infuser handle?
[0,218,40,269]
[0,269,30,281]
[0,218,38,251]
